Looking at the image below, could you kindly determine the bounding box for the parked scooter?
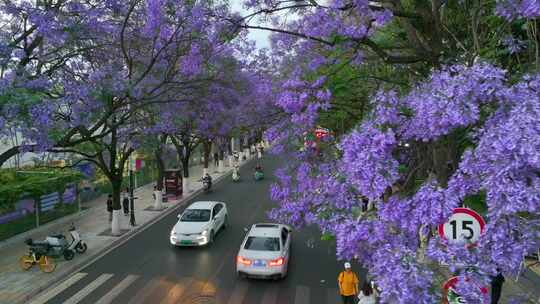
[43,234,74,260]
[68,223,87,254]
[38,223,87,260]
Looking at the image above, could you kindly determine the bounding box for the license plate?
[253,260,266,267]
[180,240,193,245]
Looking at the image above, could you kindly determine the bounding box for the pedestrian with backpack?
[338,262,360,304]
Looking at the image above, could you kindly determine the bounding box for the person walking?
[122,188,130,216]
[338,262,360,304]
[106,194,113,222]
[357,282,376,304]
[490,269,505,304]
[213,151,219,167]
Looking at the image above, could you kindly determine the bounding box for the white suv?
[236,223,292,279]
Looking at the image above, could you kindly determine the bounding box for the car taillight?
[237,256,252,265]
[269,257,284,266]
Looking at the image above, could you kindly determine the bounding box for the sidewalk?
[502,260,540,303]
[0,154,257,304]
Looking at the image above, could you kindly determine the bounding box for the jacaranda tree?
[253,1,540,303]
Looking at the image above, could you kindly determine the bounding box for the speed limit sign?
[438,208,485,245]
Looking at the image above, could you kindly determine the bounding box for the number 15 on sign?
[438,208,486,245]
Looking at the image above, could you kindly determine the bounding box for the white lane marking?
[29,272,87,304]
[94,274,139,304]
[226,281,249,304]
[160,277,194,304]
[63,273,114,304]
[294,285,310,304]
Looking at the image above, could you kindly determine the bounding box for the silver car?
[170,201,228,246]
[236,223,292,279]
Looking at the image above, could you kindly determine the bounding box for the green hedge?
[0,168,82,212]
[0,169,82,241]
[39,203,79,226]
[0,213,36,241]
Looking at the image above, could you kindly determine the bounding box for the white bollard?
[218,160,224,173]
[111,209,121,235]
[154,190,162,210]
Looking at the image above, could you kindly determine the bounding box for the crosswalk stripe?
[261,285,279,304]
[326,288,341,304]
[226,281,249,304]
[294,285,310,304]
[160,277,194,304]
[63,273,114,304]
[29,272,87,304]
[201,278,220,297]
[126,277,162,304]
[94,274,139,304]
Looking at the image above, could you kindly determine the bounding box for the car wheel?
[63,249,75,261]
[208,230,215,245]
[222,215,228,229]
[75,243,87,254]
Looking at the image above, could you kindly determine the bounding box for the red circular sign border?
[438,207,486,241]
[443,276,489,295]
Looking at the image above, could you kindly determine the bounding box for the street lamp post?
[129,169,136,226]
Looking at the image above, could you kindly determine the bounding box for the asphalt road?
[43,156,366,304]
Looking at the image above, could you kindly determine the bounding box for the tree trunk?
[110,175,123,235]
[431,134,460,187]
[111,177,123,210]
[182,157,190,178]
[154,134,167,191]
[0,145,25,168]
[203,140,211,170]
[155,149,165,191]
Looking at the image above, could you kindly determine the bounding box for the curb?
[20,158,255,304]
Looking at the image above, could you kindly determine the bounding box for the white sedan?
[236,223,292,280]
[170,201,228,246]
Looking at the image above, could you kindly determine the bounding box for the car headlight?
[201,229,208,236]
[171,231,176,236]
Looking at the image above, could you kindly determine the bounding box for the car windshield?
[180,209,211,222]
[244,237,280,251]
